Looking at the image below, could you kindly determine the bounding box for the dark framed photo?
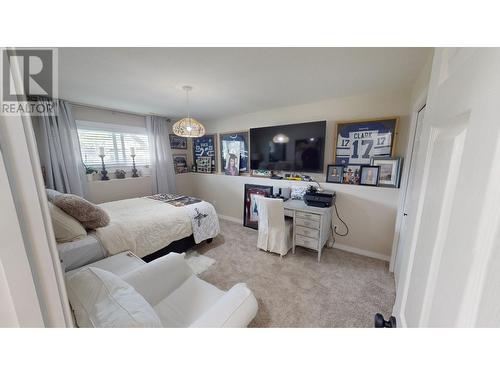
[219,131,249,175]
[343,164,362,185]
[326,164,344,183]
[371,157,403,188]
[172,154,188,174]
[193,134,216,173]
[334,117,398,166]
[359,166,380,186]
[169,134,187,149]
[243,184,273,229]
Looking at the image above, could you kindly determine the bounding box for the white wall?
[186,89,413,261]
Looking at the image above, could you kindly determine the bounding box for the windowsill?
[88,176,151,183]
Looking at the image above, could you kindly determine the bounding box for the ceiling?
[59,48,432,120]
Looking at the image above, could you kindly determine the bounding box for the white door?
[394,105,426,284]
[393,48,500,327]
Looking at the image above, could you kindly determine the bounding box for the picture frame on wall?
[193,134,216,173]
[371,156,403,188]
[326,164,344,183]
[359,165,380,186]
[172,154,188,174]
[219,131,249,175]
[169,134,187,149]
[343,164,362,185]
[334,117,398,166]
[243,184,273,229]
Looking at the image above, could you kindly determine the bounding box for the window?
[76,120,150,168]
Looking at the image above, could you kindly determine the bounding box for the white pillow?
[48,202,87,243]
[66,267,162,328]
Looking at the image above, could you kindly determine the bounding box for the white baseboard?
[218,214,242,224]
[330,243,391,262]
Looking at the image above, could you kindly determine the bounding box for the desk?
[283,199,333,262]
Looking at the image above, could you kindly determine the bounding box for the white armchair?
[66,252,258,328]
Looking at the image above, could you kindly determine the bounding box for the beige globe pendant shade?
[172,86,206,138]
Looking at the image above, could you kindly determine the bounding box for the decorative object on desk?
[243,184,273,229]
[335,117,398,166]
[114,169,126,179]
[251,169,272,177]
[98,147,109,181]
[172,85,206,138]
[326,164,344,183]
[172,154,189,174]
[371,157,402,188]
[220,131,249,174]
[130,147,139,177]
[193,134,216,173]
[196,156,212,173]
[169,134,188,149]
[359,165,380,186]
[290,186,308,200]
[343,164,361,185]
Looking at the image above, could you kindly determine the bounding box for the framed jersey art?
[334,117,398,166]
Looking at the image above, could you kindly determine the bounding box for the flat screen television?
[250,121,326,173]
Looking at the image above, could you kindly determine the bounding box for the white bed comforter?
[95,197,198,258]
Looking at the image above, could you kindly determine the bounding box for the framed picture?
[326,164,344,183]
[334,117,398,166]
[193,134,216,173]
[359,166,380,186]
[169,134,187,149]
[196,156,212,173]
[343,164,362,185]
[219,131,249,175]
[172,154,188,174]
[243,184,273,229]
[371,157,403,188]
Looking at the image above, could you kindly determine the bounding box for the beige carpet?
[193,219,395,327]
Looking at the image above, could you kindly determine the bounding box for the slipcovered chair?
[65,252,258,328]
[256,197,293,258]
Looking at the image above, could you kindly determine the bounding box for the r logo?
[2,48,56,101]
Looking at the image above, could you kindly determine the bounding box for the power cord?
[332,201,348,236]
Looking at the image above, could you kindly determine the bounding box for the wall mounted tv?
[250,121,326,173]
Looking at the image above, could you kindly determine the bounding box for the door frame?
[389,90,428,275]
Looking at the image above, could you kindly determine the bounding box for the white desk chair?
[256,197,293,258]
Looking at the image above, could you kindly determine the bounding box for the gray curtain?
[38,98,87,197]
[146,115,177,194]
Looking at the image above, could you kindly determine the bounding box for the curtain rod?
[66,99,172,122]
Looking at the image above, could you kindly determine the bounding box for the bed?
[55,194,219,271]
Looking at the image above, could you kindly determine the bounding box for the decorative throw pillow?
[48,202,87,243]
[65,267,162,328]
[54,194,110,229]
[46,188,63,203]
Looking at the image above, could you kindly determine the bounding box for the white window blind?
[76,120,150,168]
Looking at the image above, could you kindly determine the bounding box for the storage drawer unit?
[295,225,320,239]
[295,217,320,229]
[296,211,320,222]
[295,235,319,250]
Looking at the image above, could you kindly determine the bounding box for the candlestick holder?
[131,154,139,177]
[99,155,109,180]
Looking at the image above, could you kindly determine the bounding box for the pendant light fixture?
[172,85,206,138]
